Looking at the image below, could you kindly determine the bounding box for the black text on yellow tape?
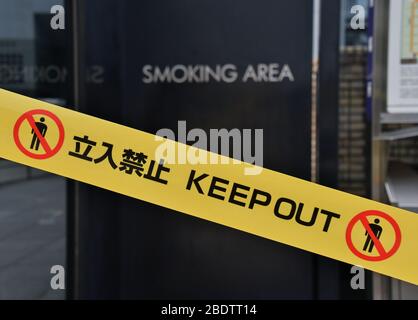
[0,89,417,285]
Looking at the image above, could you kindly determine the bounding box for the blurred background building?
[0,0,67,299]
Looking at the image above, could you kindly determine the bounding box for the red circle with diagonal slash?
[346,210,401,262]
[13,109,65,160]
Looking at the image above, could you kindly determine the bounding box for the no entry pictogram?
[13,109,65,160]
[346,210,401,262]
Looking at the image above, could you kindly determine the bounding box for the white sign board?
[387,0,418,113]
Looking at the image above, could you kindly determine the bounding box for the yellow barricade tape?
[0,89,417,285]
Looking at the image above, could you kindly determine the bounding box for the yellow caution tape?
[1,88,417,285]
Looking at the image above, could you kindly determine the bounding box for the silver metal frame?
[371,0,392,300]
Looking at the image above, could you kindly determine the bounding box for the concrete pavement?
[0,174,65,299]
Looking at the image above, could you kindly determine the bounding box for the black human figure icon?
[30,117,48,151]
[363,218,383,253]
